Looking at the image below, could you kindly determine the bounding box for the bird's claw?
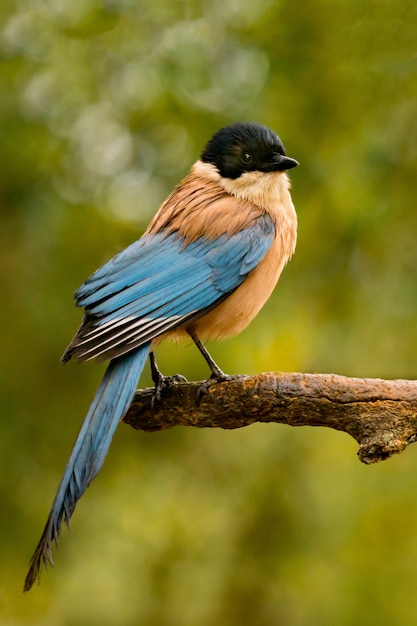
[151,373,188,408]
[196,373,248,404]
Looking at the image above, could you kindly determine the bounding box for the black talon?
[187,329,247,402]
[149,352,187,407]
[196,372,247,403]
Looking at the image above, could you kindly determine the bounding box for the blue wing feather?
[65,215,275,362]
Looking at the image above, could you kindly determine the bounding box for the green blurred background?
[1,0,417,623]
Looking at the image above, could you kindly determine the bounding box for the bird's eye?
[240,153,253,165]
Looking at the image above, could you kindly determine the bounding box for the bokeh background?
[2,0,417,624]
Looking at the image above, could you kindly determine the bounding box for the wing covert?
[63,215,275,363]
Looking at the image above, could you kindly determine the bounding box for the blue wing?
[63,215,275,363]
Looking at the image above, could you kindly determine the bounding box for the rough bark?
[123,372,417,464]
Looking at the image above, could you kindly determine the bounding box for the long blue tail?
[24,344,150,591]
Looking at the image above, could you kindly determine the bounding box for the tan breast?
[152,160,297,344]
[191,216,295,341]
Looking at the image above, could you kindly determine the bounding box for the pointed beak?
[273,154,299,171]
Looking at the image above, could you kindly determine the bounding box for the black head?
[201,121,298,180]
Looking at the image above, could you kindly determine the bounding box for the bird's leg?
[149,351,187,407]
[187,329,247,400]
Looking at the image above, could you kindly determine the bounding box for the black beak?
[273,154,299,171]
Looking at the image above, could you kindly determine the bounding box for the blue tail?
[24,344,150,591]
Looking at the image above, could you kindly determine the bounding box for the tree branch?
[123,372,417,464]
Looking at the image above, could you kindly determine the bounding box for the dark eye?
[240,152,253,165]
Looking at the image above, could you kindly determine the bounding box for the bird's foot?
[186,330,247,402]
[149,351,187,408]
[151,373,188,408]
[196,372,248,403]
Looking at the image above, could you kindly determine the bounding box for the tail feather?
[24,344,150,592]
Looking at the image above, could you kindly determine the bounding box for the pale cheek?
[219,171,291,211]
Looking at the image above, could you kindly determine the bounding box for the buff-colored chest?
[191,235,292,341]
[155,160,297,343]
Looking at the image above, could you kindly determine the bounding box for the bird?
[24,121,298,591]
